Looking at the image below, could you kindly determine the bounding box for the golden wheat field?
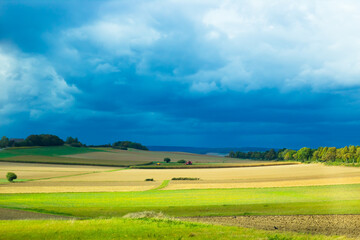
[64,149,260,164]
[2,162,360,193]
[0,161,119,180]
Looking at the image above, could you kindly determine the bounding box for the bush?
[171,177,200,180]
[112,141,148,150]
[177,160,186,163]
[145,178,154,181]
[164,157,171,163]
[6,172,17,182]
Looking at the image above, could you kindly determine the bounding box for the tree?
[112,141,148,151]
[323,147,336,162]
[6,172,17,182]
[264,149,276,160]
[66,137,82,147]
[296,147,312,161]
[164,157,171,163]
[0,136,9,148]
[24,134,64,146]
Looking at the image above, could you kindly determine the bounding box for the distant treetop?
[112,141,148,151]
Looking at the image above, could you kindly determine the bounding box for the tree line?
[228,146,360,165]
[228,149,278,160]
[228,145,360,164]
[0,134,148,151]
[0,134,64,147]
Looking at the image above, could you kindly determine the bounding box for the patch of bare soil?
[181,215,360,238]
[0,208,73,220]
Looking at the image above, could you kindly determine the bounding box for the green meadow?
[0,218,342,240]
[1,184,360,218]
[0,146,101,158]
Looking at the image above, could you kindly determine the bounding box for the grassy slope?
[1,184,360,217]
[0,218,344,240]
[0,146,114,166]
[0,146,265,167]
[0,146,101,158]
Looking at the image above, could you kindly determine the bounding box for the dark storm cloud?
[2,0,360,148]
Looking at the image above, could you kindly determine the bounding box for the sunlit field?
[1,147,360,238]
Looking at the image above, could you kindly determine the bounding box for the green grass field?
[0,146,101,158]
[0,218,344,240]
[1,184,360,218]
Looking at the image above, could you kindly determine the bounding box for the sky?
[1,0,360,149]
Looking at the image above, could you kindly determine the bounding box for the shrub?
[177,160,186,163]
[145,178,154,181]
[112,141,148,150]
[171,177,200,180]
[6,172,17,182]
[164,157,171,163]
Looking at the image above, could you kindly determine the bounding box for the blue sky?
[1,0,360,148]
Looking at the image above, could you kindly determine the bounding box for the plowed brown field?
[0,208,73,220]
[182,215,360,238]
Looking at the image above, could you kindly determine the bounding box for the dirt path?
[0,208,73,220]
[181,215,360,238]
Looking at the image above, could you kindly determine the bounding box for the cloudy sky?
[1,0,360,148]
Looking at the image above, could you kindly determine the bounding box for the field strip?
[180,215,360,238]
[0,207,75,220]
[131,162,300,169]
[1,168,126,185]
[32,168,127,181]
[150,180,170,190]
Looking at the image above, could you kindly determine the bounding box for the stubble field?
[2,162,360,193]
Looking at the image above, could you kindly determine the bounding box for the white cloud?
[0,44,78,121]
[199,0,360,92]
[52,0,360,93]
[63,18,161,56]
[94,63,120,73]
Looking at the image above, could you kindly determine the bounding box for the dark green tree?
[6,172,17,182]
[0,136,9,148]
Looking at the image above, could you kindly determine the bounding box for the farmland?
[2,162,360,193]
[1,146,360,239]
[0,146,263,167]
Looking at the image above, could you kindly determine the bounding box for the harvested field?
[0,170,87,180]
[0,155,134,167]
[64,149,260,164]
[131,162,297,169]
[0,161,117,172]
[2,163,360,193]
[0,162,125,192]
[0,146,266,167]
[0,161,119,182]
[0,207,73,220]
[182,215,360,238]
[63,151,153,165]
[43,164,360,189]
